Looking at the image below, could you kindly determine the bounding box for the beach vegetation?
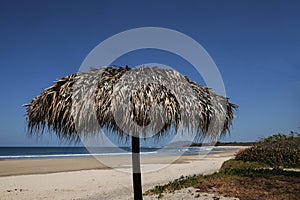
[143,174,202,197]
[235,132,300,168]
[145,133,300,199]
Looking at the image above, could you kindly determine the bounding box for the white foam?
[0,151,157,160]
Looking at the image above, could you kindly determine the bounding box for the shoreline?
[0,146,245,177]
[0,146,247,200]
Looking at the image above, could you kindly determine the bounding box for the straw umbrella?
[25,66,237,200]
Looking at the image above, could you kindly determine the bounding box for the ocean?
[0,146,215,160]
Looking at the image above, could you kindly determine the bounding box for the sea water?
[0,146,218,160]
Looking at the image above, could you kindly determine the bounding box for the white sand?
[0,147,246,200]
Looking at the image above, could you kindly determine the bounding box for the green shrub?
[220,159,269,173]
[235,132,300,168]
[220,159,300,177]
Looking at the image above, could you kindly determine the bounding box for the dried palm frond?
[25,66,237,141]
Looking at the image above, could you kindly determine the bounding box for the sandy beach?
[0,146,246,200]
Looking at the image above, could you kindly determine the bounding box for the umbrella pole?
[132,135,143,200]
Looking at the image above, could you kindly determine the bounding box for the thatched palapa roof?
[25,66,237,141]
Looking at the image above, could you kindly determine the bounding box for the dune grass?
[235,132,300,168]
[144,133,300,199]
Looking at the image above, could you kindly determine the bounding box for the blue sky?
[0,0,299,146]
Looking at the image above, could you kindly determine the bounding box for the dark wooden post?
[132,135,143,200]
